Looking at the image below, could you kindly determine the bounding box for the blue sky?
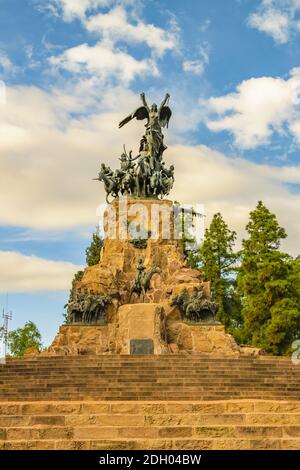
[1,0,300,346]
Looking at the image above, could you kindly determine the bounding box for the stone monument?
[46,92,240,357]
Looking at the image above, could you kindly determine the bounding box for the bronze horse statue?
[129,265,161,303]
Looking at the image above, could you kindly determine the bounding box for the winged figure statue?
[119,93,172,164]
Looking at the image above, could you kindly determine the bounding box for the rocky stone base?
[42,325,116,356]
[74,198,210,305]
[44,315,243,356]
[167,323,241,356]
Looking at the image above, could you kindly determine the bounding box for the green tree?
[6,321,42,357]
[198,213,240,326]
[237,201,300,354]
[85,228,104,267]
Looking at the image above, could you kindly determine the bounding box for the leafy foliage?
[237,201,300,354]
[85,229,104,267]
[197,213,240,326]
[5,321,42,357]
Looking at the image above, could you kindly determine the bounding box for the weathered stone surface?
[245,414,300,425]
[24,347,40,357]
[74,426,118,440]
[173,439,212,450]
[253,401,300,413]
[1,400,300,450]
[75,198,206,306]
[239,345,265,356]
[44,324,117,356]
[115,303,168,354]
[55,440,90,450]
[166,323,240,356]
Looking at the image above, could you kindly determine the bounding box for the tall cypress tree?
[237,201,300,354]
[198,213,239,326]
[85,228,104,267]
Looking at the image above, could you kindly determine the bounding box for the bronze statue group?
[95,93,174,202]
[65,291,111,325]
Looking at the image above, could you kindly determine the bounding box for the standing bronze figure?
[119,93,171,170]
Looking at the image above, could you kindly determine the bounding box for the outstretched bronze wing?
[119,106,149,128]
[160,106,172,128]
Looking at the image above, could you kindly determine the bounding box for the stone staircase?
[1,400,300,450]
[0,355,299,450]
[0,355,299,401]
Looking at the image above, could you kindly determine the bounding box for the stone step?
[2,368,298,374]
[2,353,292,359]
[1,382,299,389]
[1,388,298,395]
[1,370,292,376]
[1,375,298,382]
[2,437,300,450]
[0,356,293,369]
[1,377,298,383]
[2,424,300,440]
[1,400,300,414]
[2,366,296,372]
[1,413,300,427]
[2,385,298,392]
[1,370,297,377]
[1,364,297,370]
[1,394,299,403]
[1,367,297,374]
[1,381,299,387]
[1,400,300,450]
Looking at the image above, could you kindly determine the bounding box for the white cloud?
[46,2,177,85]
[205,68,300,149]
[0,80,6,105]
[85,6,177,57]
[290,119,300,142]
[24,45,40,70]
[200,18,211,33]
[0,251,81,293]
[248,0,300,43]
[50,41,158,83]
[49,0,112,21]
[0,51,17,76]
[183,45,209,76]
[249,8,290,43]
[183,60,205,75]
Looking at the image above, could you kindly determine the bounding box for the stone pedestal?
[45,311,243,357]
[76,198,209,305]
[115,303,168,354]
[44,197,246,357]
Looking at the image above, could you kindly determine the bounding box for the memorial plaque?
[130,339,154,355]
